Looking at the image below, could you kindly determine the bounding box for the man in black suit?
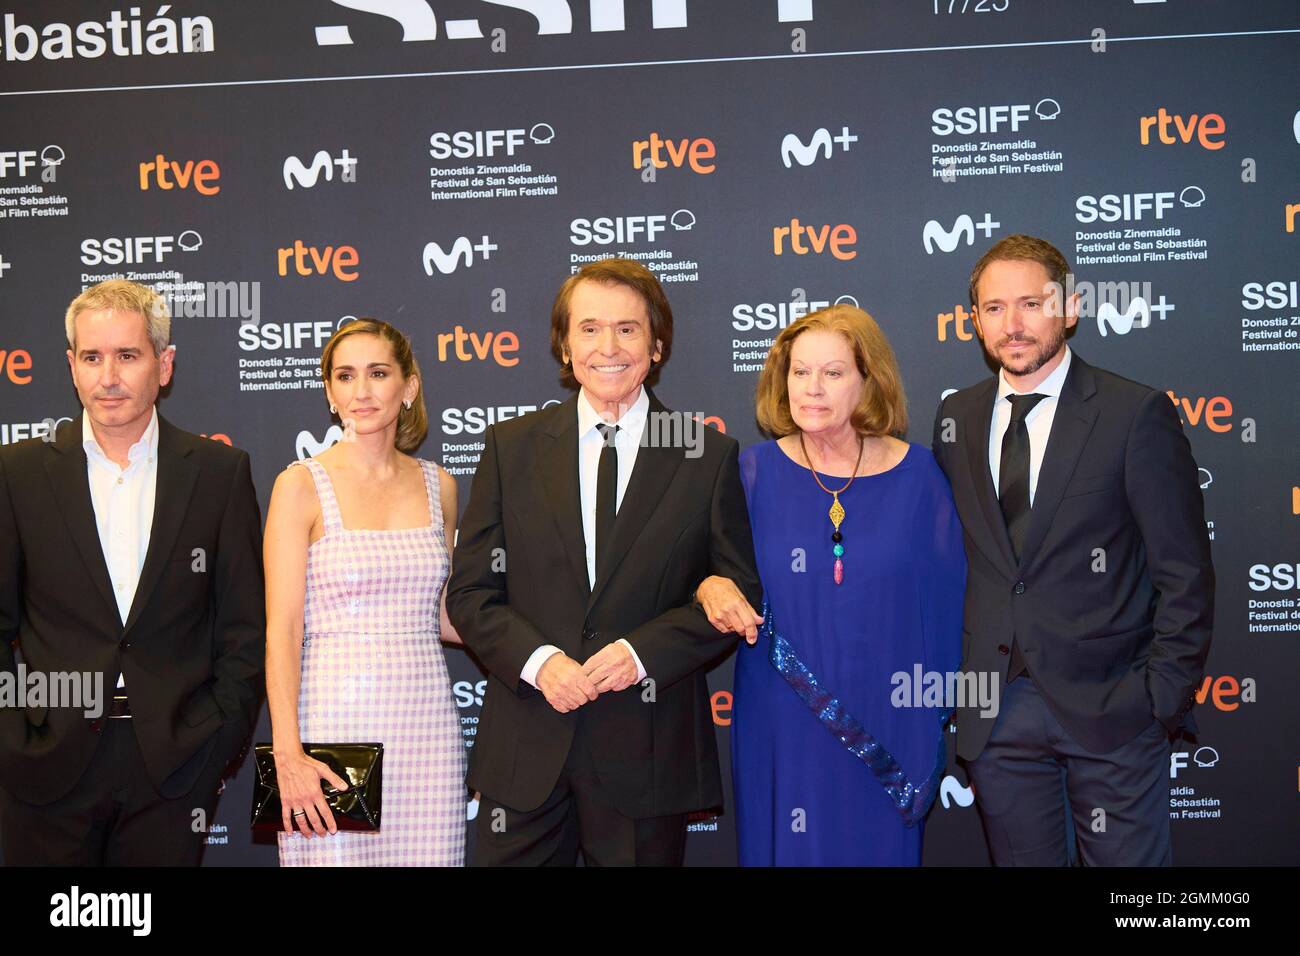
[931,235,1213,866]
[0,279,265,865]
[447,258,760,866]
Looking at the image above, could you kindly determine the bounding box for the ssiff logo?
[283,149,357,189]
[430,126,553,159]
[314,1,761,46]
[80,231,202,265]
[780,127,857,168]
[0,145,65,182]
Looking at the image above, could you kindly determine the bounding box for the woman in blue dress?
[697,304,965,866]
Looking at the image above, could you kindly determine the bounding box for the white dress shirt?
[84,406,160,690]
[520,387,649,689]
[988,345,1073,507]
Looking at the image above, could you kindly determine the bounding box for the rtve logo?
[138,154,220,195]
[276,241,359,281]
[80,231,202,265]
[930,100,1060,136]
[570,212,695,246]
[0,145,64,178]
[1194,675,1255,712]
[1097,296,1175,336]
[0,345,33,384]
[1165,391,1233,432]
[936,305,975,342]
[772,219,856,260]
[631,133,715,174]
[1139,108,1226,150]
[780,127,857,168]
[436,326,519,366]
[923,213,1000,254]
[423,236,497,275]
[1075,187,1205,223]
[283,149,357,189]
[429,125,553,160]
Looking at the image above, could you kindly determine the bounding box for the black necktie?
[998,393,1047,562]
[999,393,1045,684]
[595,423,619,581]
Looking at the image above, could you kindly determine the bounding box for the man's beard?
[989,324,1067,377]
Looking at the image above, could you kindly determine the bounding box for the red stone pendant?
[833,558,844,585]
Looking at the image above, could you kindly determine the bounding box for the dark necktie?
[595,423,619,581]
[998,392,1047,562]
[999,392,1046,684]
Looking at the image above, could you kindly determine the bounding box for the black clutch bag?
[251,742,383,832]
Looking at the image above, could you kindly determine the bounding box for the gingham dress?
[277,457,466,867]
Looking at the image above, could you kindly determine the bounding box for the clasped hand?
[538,642,639,713]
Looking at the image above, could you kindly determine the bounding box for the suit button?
[582,628,598,641]
[997,644,1010,655]
[1014,581,1026,594]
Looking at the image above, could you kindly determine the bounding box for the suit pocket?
[181,688,223,727]
[1061,472,1118,499]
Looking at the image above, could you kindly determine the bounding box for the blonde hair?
[65,279,170,354]
[320,320,428,454]
[755,304,908,439]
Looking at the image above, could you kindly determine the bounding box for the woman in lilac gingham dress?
[265,320,465,866]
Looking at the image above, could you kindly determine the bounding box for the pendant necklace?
[799,433,865,586]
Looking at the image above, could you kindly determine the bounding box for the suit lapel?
[962,379,1018,575]
[43,413,119,624]
[124,415,199,634]
[1017,356,1099,573]
[587,390,684,613]
[538,397,592,599]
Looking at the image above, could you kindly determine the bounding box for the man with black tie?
[0,279,265,865]
[931,235,1214,866]
[448,258,760,866]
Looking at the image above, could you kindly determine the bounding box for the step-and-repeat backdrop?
[1,1,1297,866]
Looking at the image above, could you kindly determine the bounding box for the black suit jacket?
[931,353,1214,761]
[0,412,265,805]
[447,390,761,818]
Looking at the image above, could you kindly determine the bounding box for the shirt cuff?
[618,638,647,683]
[521,645,564,689]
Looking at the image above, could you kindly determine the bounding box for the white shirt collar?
[83,405,160,466]
[996,345,1073,403]
[577,385,649,437]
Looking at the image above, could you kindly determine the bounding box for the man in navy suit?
[932,235,1214,865]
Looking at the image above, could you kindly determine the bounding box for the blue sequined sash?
[761,600,948,828]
